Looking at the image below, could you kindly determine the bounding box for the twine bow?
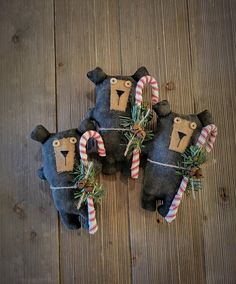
[189,167,203,179]
[131,124,146,139]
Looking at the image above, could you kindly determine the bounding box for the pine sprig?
[176,145,207,194]
[120,104,154,157]
[74,184,105,205]
[72,161,105,206]
[73,162,96,185]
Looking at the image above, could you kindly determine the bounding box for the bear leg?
[78,205,89,231]
[141,192,157,212]
[37,167,46,180]
[59,211,81,230]
[118,160,129,177]
[157,195,173,217]
[102,155,117,175]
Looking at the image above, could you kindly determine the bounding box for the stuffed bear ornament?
[31,125,90,230]
[79,66,149,175]
[142,100,217,222]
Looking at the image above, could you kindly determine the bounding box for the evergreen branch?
[176,145,207,195]
[72,161,105,207]
[120,104,154,157]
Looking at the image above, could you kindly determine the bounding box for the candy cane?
[87,196,98,234]
[79,130,106,166]
[131,76,160,179]
[79,130,106,234]
[135,75,160,106]
[165,176,189,222]
[131,148,140,179]
[196,124,218,152]
[165,124,218,223]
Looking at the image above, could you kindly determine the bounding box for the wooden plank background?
[0,0,235,283]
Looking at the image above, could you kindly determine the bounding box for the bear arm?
[37,167,46,180]
[153,100,171,117]
[197,110,213,126]
[78,108,97,133]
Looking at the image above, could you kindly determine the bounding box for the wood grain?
[0,1,59,283]
[0,0,235,283]
[119,0,206,283]
[188,1,236,283]
[55,0,131,283]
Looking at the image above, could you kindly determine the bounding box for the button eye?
[125,80,132,88]
[174,117,182,124]
[69,137,77,144]
[190,122,197,129]
[110,78,117,85]
[53,140,60,147]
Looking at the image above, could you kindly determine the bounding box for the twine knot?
[131,123,146,139]
[78,179,93,192]
[189,167,203,179]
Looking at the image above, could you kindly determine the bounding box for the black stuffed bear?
[31,125,89,230]
[79,66,149,175]
[142,100,213,219]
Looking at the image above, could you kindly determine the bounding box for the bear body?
[79,67,149,175]
[31,125,88,230]
[142,100,213,217]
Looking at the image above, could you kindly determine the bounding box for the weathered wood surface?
[0,1,59,284]
[0,0,235,283]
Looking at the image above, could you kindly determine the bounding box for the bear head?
[151,100,213,158]
[31,125,81,187]
[87,66,149,113]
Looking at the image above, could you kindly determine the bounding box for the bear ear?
[153,100,171,117]
[87,67,107,84]
[197,110,213,126]
[132,66,149,82]
[31,125,50,143]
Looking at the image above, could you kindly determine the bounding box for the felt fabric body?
[142,100,213,218]
[31,126,89,230]
[79,67,149,175]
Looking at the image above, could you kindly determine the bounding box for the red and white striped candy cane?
[131,75,160,179]
[135,75,160,106]
[79,130,106,166]
[165,124,218,223]
[87,196,98,234]
[131,148,140,179]
[79,130,106,234]
[196,124,218,152]
[165,176,188,222]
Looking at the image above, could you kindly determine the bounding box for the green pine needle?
[120,104,154,157]
[72,161,105,205]
[176,145,207,195]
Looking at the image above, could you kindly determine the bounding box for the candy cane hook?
[135,75,160,106]
[196,124,218,152]
[79,130,106,234]
[165,124,218,223]
[79,130,106,166]
[131,76,160,179]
